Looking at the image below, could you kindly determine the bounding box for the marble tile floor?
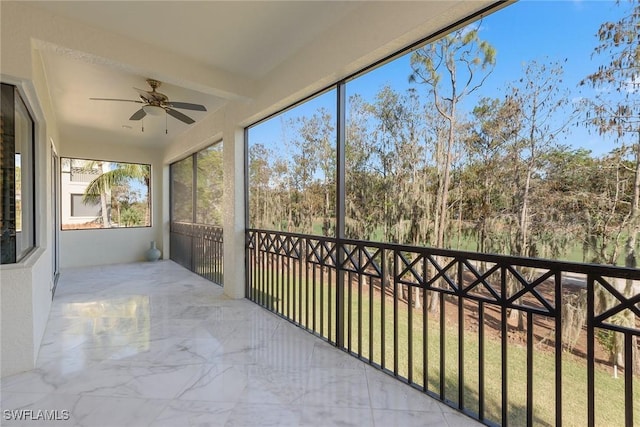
[1,261,482,427]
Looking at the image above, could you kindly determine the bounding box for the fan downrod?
[147,79,161,91]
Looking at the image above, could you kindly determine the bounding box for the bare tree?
[409,24,495,312]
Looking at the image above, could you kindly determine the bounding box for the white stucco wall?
[58,138,164,268]
[1,261,36,375]
[0,248,54,376]
[1,19,69,376]
[0,75,56,377]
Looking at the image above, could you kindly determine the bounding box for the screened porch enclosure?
[169,142,224,285]
[239,1,640,424]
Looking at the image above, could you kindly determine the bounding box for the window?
[1,83,35,263]
[196,143,223,225]
[61,157,150,230]
[170,156,193,223]
[170,141,223,225]
[247,90,337,236]
[70,194,100,217]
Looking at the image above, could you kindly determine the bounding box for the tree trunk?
[429,112,456,313]
[100,192,110,227]
[623,137,640,374]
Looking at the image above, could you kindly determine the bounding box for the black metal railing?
[171,222,223,285]
[246,228,640,427]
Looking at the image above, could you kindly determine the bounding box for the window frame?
[169,140,223,226]
[59,156,152,231]
[1,83,36,264]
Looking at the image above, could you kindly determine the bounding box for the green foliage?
[83,162,149,205]
[596,329,617,358]
[170,143,224,226]
[196,143,223,225]
[81,160,150,228]
[171,156,194,223]
[119,206,143,227]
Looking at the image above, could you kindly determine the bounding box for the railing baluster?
[555,272,562,427]
[369,275,373,363]
[312,260,317,333]
[269,251,274,311]
[479,301,485,421]
[276,250,280,312]
[320,263,325,338]
[408,282,413,384]
[281,252,285,315]
[299,239,304,326]
[501,265,508,427]
[394,250,399,376]
[292,246,297,323]
[381,248,386,370]
[336,241,345,348]
[587,275,595,427]
[423,257,428,392]
[624,333,633,427]
[439,290,445,400]
[261,236,266,307]
[458,259,464,410]
[348,270,353,353]
[358,247,363,357]
[328,267,333,343]
[267,234,271,308]
[527,311,533,427]
[304,240,316,329]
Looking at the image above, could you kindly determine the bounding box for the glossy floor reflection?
[1,261,481,426]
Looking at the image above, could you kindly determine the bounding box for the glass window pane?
[171,156,193,223]
[70,194,101,217]
[61,158,150,230]
[342,1,639,267]
[247,89,337,236]
[14,88,34,260]
[196,142,223,225]
[345,67,425,245]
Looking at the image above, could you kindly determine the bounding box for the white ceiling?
[39,50,224,143]
[31,1,363,80]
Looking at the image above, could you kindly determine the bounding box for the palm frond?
[82,164,149,204]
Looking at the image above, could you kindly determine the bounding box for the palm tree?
[83,162,150,228]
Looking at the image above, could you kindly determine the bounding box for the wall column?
[222,121,245,299]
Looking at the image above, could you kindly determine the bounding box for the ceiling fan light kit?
[89,79,207,130]
[142,104,165,116]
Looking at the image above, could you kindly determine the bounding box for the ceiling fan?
[90,79,207,125]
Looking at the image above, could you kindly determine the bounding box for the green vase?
[146,241,161,262]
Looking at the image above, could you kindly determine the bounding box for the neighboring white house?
[60,159,102,228]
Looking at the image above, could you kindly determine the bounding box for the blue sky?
[250,0,629,158]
